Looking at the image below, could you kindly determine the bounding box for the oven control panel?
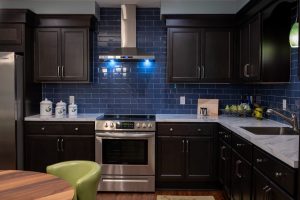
[95,121,156,131]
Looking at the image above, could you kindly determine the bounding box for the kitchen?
[0,0,299,200]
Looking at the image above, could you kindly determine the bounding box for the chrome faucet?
[266,109,299,133]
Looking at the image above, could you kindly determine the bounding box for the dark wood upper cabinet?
[202,29,233,82]
[34,15,95,83]
[239,0,294,83]
[0,24,22,46]
[168,28,201,82]
[239,14,261,81]
[61,28,88,81]
[35,28,61,81]
[167,17,234,83]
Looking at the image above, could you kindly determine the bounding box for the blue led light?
[108,59,116,67]
[143,59,151,67]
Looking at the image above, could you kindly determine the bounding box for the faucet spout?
[266,109,299,133]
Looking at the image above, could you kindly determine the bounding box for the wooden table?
[0,170,74,200]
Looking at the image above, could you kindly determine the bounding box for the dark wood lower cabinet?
[25,135,60,172]
[253,169,293,200]
[231,150,251,200]
[156,123,217,189]
[25,135,94,172]
[218,140,231,199]
[156,137,185,182]
[186,137,215,181]
[24,122,95,172]
[59,136,94,162]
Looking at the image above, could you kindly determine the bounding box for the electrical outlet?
[283,99,287,110]
[180,96,185,105]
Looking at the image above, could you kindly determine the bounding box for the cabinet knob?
[197,128,202,132]
[236,143,245,147]
[74,127,79,131]
[256,158,263,163]
[41,127,45,131]
[275,172,283,177]
[169,128,173,132]
[219,131,224,135]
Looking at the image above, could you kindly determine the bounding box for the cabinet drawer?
[231,133,252,162]
[63,123,94,135]
[218,125,231,144]
[253,147,296,196]
[157,123,213,136]
[25,122,95,135]
[25,122,64,134]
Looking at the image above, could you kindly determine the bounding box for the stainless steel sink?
[240,127,298,135]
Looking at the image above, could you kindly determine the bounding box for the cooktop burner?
[96,114,155,121]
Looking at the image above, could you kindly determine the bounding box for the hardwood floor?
[97,190,226,200]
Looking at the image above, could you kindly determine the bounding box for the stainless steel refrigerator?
[0,52,23,170]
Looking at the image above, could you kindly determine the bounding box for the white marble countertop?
[24,113,103,122]
[156,114,299,168]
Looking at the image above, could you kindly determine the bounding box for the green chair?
[46,160,101,200]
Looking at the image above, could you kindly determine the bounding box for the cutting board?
[197,99,219,116]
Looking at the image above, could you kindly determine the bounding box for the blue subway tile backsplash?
[42,8,299,117]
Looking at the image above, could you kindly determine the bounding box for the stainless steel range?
[95,114,155,192]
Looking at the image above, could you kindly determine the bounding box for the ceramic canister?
[55,106,64,118]
[40,98,52,116]
[56,100,67,116]
[68,104,78,117]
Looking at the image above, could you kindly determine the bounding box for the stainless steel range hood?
[99,5,155,61]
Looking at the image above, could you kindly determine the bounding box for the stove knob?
[104,123,108,128]
[110,123,114,128]
[142,123,147,128]
[148,123,153,128]
[136,123,140,128]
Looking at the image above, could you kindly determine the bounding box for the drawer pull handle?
[275,172,283,177]
[197,129,202,132]
[169,128,173,132]
[56,138,60,152]
[236,143,245,147]
[235,160,242,179]
[256,158,263,163]
[41,127,45,131]
[221,146,226,161]
[74,127,79,131]
[219,131,225,135]
[224,135,230,138]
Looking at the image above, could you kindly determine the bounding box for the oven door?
[95,132,155,176]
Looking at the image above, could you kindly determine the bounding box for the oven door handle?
[96,132,155,139]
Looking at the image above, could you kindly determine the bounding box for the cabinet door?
[0,24,23,52]
[201,29,233,82]
[239,24,250,80]
[231,151,251,200]
[61,28,88,81]
[218,140,231,198]
[240,15,261,81]
[186,137,215,182]
[253,169,293,200]
[34,28,61,81]
[156,137,185,182]
[249,15,261,81]
[25,135,60,172]
[168,28,201,82]
[60,136,95,161]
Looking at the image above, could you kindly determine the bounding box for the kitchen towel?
[157,195,215,200]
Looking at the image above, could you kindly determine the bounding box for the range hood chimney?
[99,4,155,61]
